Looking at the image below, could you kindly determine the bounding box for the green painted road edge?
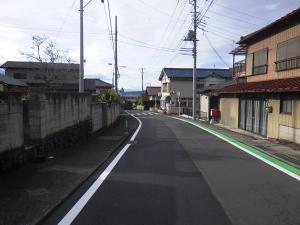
[176,117,300,179]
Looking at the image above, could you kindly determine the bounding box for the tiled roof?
[0,75,27,87]
[159,68,232,80]
[146,86,160,96]
[84,79,113,90]
[217,77,300,94]
[1,61,79,70]
[198,80,236,93]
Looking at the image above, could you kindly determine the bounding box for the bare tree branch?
[20,35,72,64]
[19,35,75,91]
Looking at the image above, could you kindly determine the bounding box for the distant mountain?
[121,90,143,97]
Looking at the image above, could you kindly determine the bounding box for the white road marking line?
[130,114,142,142]
[173,117,300,182]
[57,113,143,225]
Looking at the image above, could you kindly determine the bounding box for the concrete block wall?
[90,103,104,132]
[1,92,122,156]
[0,94,24,153]
[27,93,90,140]
[101,103,121,128]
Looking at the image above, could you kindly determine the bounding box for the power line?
[118,39,177,52]
[161,0,180,41]
[118,34,177,51]
[106,0,115,50]
[198,0,215,22]
[101,0,114,57]
[206,23,243,37]
[205,29,236,42]
[55,0,77,39]
[208,10,261,27]
[136,0,172,17]
[205,26,239,40]
[161,0,188,49]
[214,2,271,22]
[203,32,230,67]
[166,21,193,66]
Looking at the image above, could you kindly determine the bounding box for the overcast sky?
[0,0,299,90]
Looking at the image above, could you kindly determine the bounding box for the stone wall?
[0,94,24,153]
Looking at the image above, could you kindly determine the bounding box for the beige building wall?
[267,98,300,144]
[245,23,300,82]
[219,96,239,128]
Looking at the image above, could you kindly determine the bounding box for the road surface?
[42,111,300,225]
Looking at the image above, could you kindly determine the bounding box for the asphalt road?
[42,111,300,225]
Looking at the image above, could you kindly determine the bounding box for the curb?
[174,116,300,180]
[35,114,138,225]
[214,126,300,170]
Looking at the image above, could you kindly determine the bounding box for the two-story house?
[158,67,232,115]
[1,61,79,92]
[217,7,300,144]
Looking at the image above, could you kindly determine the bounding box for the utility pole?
[79,0,104,93]
[140,68,145,92]
[79,0,84,93]
[192,0,197,120]
[114,16,118,93]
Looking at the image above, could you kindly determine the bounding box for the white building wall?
[199,94,209,120]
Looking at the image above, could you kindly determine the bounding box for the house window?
[13,73,27,79]
[280,95,292,114]
[276,36,300,71]
[196,83,204,89]
[253,48,268,75]
[162,83,167,92]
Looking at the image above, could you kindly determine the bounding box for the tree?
[20,35,72,63]
[96,90,120,103]
[136,93,146,106]
[20,35,74,90]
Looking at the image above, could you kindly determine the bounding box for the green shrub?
[96,90,120,103]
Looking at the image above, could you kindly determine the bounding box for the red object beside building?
[210,109,219,117]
